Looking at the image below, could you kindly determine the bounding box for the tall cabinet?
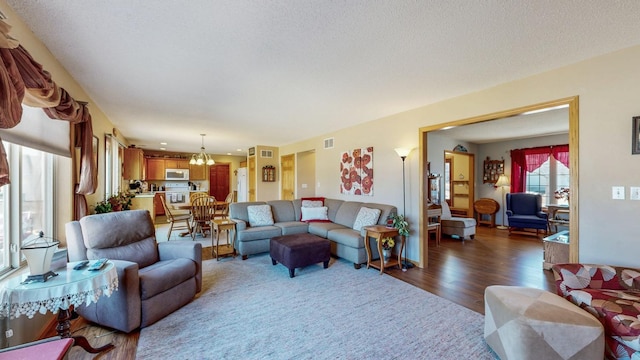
[445,151,475,217]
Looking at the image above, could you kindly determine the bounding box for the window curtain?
[551,144,569,168]
[0,19,96,218]
[510,144,569,193]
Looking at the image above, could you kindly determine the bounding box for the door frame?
[418,96,579,268]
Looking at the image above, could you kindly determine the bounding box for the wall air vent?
[324,138,334,149]
[260,149,273,158]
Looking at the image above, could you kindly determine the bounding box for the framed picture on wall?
[633,116,640,154]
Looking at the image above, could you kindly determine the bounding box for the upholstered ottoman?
[270,233,330,278]
[484,286,604,360]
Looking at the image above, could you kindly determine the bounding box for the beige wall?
[282,45,640,268]
[296,150,316,198]
[254,145,279,200]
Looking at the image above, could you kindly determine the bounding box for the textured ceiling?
[6,1,640,154]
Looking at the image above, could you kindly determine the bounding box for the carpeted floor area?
[136,252,497,359]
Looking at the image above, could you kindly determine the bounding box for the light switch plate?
[612,186,625,200]
[631,187,640,200]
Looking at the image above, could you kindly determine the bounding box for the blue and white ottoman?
[484,286,603,360]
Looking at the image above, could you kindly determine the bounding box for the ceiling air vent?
[324,138,334,149]
[260,149,273,158]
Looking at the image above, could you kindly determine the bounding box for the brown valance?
[0,18,97,213]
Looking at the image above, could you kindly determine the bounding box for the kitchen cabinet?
[189,163,207,180]
[123,148,144,180]
[146,158,166,180]
[154,193,165,216]
[165,159,189,169]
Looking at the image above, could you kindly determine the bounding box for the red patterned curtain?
[0,19,97,217]
[510,144,569,193]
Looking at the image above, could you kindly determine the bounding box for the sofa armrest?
[233,219,248,231]
[505,210,513,216]
[158,241,202,293]
[536,211,548,219]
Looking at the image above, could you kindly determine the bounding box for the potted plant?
[378,237,395,264]
[391,213,409,237]
[94,192,135,214]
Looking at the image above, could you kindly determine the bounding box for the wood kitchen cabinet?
[189,163,207,180]
[146,158,166,180]
[123,148,144,180]
[165,159,189,169]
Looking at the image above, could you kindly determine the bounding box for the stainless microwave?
[165,168,189,181]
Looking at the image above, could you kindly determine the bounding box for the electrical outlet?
[631,187,640,200]
[612,186,625,200]
[5,329,13,338]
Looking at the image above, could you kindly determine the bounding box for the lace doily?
[0,263,119,319]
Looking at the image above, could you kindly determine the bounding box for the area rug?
[136,254,497,359]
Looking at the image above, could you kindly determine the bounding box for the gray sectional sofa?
[229,199,397,268]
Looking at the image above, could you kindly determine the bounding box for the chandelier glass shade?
[189,134,215,166]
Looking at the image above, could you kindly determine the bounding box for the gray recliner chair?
[65,210,202,333]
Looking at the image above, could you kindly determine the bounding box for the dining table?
[173,202,229,238]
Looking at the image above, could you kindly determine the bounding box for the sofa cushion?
[267,200,297,223]
[352,206,381,231]
[308,222,349,238]
[247,205,274,227]
[301,206,329,222]
[236,225,282,241]
[334,201,363,228]
[324,198,345,222]
[327,228,363,248]
[87,236,159,269]
[274,221,309,236]
[139,258,196,300]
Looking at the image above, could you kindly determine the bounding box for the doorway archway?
[418,96,579,268]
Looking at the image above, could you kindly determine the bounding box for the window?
[525,155,570,207]
[0,142,55,275]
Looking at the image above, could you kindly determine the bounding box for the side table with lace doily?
[0,260,118,354]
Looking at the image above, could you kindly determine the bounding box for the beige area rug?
[136,253,497,359]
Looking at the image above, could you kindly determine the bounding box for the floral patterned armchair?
[552,263,640,359]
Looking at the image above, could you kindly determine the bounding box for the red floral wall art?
[340,147,374,196]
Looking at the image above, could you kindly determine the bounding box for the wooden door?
[281,154,295,200]
[208,164,230,201]
[248,156,256,201]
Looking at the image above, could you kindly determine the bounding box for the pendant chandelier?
[189,134,215,166]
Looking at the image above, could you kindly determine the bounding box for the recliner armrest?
[536,211,548,219]
[505,210,513,216]
[158,241,202,293]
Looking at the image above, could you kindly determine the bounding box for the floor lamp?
[394,148,413,270]
[495,174,510,230]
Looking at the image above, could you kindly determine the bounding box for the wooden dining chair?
[191,196,216,239]
[159,195,193,240]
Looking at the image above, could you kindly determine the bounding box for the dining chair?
[191,195,216,239]
[213,192,233,221]
[159,195,193,240]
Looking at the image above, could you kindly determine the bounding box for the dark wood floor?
[43,225,556,359]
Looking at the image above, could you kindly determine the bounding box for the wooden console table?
[363,225,404,275]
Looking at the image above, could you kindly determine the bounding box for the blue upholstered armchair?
[505,193,548,236]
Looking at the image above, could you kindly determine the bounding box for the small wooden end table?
[212,219,236,260]
[363,225,404,275]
